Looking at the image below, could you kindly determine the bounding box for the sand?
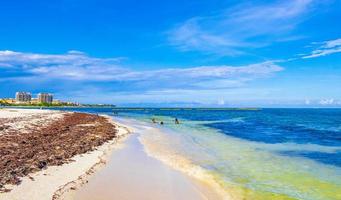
[0,109,130,200]
[0,108,65,135]
[70,118,227,200]
[0,109,227,200]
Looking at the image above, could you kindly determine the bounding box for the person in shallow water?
[152,118,157,123]
[175,118,180,124]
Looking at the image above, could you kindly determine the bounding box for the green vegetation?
[0,100,117,108]
[0,100,79,107]
[81,104,116,108]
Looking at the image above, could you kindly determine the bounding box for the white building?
[38,93,53,103]
[15,92,32,102]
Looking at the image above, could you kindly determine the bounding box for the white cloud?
[323,38,341,48]
[0,50,128,80]
[302,38,341,58]
[0,51,283,91]
[0,50,288,105]
[168,0,316,55]
[305,99,311,105]
[319,98,335,105]
[217,99,225,105]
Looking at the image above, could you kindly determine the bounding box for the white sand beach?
[69,118,228,200]
[0,109,226,200]
[0,108,65,135]
[0,109,129,200]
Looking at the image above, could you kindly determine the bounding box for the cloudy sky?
[0,0,340,107]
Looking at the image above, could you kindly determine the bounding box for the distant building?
[38,93,53,103]
[15,92,32,102]
[52,99,61,104]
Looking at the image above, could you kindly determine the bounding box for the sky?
[0,0,341,107]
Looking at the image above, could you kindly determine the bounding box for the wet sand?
[73,119,222,200]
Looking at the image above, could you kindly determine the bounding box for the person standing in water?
[175,118,180,124]
[152,118,157,123]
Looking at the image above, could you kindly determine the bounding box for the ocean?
[51,107,341,200]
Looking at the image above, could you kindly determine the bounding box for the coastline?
[0,109,130,200]
[52,117,132,200]
[70,117,228,200]
[138,125,233,200]
[0,108,230,200]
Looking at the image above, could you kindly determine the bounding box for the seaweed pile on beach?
[0,112,117,192]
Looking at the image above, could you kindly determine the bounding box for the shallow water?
[50,108,341,200]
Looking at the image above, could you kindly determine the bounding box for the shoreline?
[138,125,233,200]
[53,117,132,200]
[71,117,228,200]
[0,109,130,200]
[0,109,228,200]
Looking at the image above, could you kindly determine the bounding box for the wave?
[295,123,341,133]
[139,131,233,200]
[121,115,341,200]
[179,118,246,126]
[137,124,341,200]
[253,142,341,154]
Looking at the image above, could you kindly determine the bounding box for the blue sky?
[0,0,341,107]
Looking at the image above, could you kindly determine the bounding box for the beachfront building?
[30,98,39,104]
[38,93,53,103]
[15,92,32,102]
[52,99,61,104]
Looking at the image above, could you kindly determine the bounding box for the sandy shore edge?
[1,110,228,200]
[0,110,131,200]
[52,116,132,200]
[138,127,233,200]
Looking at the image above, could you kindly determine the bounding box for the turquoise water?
[51,108,341,199]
